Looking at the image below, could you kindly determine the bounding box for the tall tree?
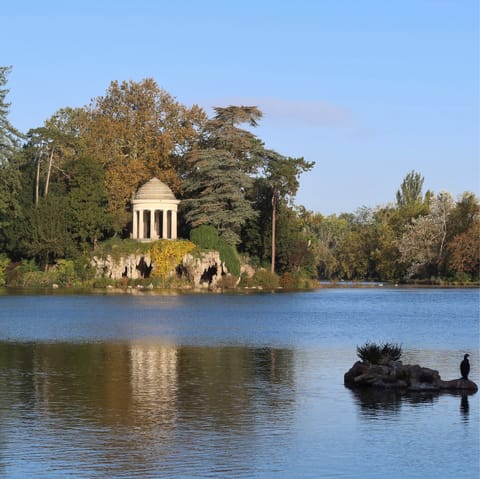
[260,150,314,273]
[0,66,22,164]
[447,191,479,240]
[182,149,254,245]
[27,108,81,203]
[308,213,350,279]
[274,203,316,276]
[0,66,23,249]
[396,170,425,207]
[81,79,206,232]
[398,192,454,278]
[447,217,480,278]
[23,195,74,270]
[183,106,264,244]
[66,154,113,251]
[204,106,264,173]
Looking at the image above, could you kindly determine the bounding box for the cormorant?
[460,354,470,380]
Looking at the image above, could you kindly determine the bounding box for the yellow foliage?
[150,240,195,278]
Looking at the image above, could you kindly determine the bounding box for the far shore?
[1,281,478,296]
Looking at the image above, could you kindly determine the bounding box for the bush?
[94,238,152,262]
[216,274,239,290]
[217,241,240,276]
[55,259,76,286]
[357,342,403,364]
[190,225,218,250]
[190,225,240,277]
[279,272,318,289]
[0,254,9,286]
[149,240,195,279]
[243,269,279,289]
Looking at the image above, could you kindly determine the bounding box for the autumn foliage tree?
[447,218,480,279]
[80,79,206,231]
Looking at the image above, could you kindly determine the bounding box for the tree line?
[0,67,478,286]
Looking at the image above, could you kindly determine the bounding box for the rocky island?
[344,343,478,393]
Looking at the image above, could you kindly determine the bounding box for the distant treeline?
[0,67,478,287]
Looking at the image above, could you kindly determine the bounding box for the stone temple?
[131,178,180,241]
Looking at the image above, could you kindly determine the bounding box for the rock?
[344,361,478,393]
[344,361,370,387]
[91,254,153,280]
[182,251,232,289]
[440,378,478,392]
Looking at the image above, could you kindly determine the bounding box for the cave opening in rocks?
[136,257,153,278]
[200,264,218,285]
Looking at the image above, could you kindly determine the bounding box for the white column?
[150,210,156,239]
[133,208,138,239]
[162,210,168,239]
[139,209,144,239]
[159,210,167,239]
[171,210,177,239]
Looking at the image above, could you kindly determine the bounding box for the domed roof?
[134,178,176,201]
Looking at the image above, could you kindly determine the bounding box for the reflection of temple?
[129,343,178,407]
[131,178,180,241]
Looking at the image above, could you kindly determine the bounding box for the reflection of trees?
[175,347,295,430]
[0,341,296,475]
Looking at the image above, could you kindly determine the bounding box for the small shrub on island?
[356,342,403,364]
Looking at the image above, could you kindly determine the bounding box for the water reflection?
[0,341,296,478]
[351,386,476,425]
[460,394,470,421]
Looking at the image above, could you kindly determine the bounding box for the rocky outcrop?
[91,254,152,280]
[344,360,478,393]
[92,250,238,289]
[181,251,230,289]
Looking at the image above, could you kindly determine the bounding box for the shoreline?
[1,282,478,296]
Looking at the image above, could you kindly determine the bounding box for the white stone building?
[131,178,180,241]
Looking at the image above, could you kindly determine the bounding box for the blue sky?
[2,0,479,215]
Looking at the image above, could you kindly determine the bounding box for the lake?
[0,287,478,478]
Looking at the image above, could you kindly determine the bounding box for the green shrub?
[279,272,318,289]
[357,342,403,364]
[92,277,116,288]
[190,225,219,250]
[190,225,240,277]
[244,269,279,289]
[0,254,9,287]
[19,271,57,288]
[94,238,152,262]
[55,259,76,286]
[217,241,240,276]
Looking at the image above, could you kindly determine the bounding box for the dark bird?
[460,354,470,380]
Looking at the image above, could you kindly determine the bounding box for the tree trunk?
[44,148,54,197]
[271,192,277,274]
[35,153,41,206]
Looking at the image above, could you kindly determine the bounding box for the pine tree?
[182,149,254,245]
[182,106,263,245]
[0,66,22,164]
[0,66,24,245]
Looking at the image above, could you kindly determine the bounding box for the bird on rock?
[460,354,470,380]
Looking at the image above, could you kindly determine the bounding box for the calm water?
[0,288,478,478]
